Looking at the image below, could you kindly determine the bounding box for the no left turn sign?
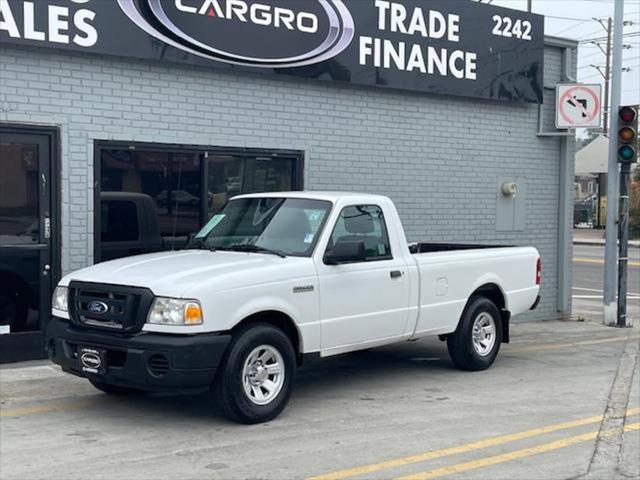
[556,84,602,129]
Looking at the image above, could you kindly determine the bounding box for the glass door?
[0,132,52,362]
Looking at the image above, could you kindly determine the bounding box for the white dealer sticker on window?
[196,214,225,238]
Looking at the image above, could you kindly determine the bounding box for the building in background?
[1,0,576,361]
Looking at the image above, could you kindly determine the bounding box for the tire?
[447,296,502,371]
[214,323,296,424]
[0,290,28,332]
[89,379,140,395]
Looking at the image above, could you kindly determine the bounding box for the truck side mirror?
[324,240,366,265]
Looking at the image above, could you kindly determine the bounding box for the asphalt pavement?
[573,244,640,323]
[1,321,639,480]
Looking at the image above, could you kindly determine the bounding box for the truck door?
[316,204,410,353]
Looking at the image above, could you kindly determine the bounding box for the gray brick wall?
[0,43,575,321]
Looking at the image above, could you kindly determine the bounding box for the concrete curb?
[574,240,640,249]
[582,332,640,480]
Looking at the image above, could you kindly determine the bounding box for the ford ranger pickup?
[47,192,541,423]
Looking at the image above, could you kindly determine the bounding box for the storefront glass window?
[100,149,201,250]
[99,145,300,261]
[207,155,294,217]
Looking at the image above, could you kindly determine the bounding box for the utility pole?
[603,0,624,326]
[597,18,612,228]
[618,159,631,326]
[602,18,612,136]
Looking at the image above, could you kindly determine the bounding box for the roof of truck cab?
[233,191,390,203]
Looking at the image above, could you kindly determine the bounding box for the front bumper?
[46,316,231,392]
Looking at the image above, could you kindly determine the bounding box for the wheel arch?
[231,310,303,363]
[466,283,511,343]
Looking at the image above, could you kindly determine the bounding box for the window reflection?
[207,155,294,217]
[99,146,299,261]
[100,149,201,249]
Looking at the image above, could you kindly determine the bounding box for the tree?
[575,130,601,151]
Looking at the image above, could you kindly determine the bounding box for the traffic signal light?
[617,105,637,164]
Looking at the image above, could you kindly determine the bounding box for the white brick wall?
[0,44,575,321]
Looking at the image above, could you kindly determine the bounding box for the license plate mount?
[79,346,107,375]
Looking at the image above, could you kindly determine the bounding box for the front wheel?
[214,324,296,424]
[447,296,502,371]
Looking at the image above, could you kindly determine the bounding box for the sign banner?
[0,0,545,103]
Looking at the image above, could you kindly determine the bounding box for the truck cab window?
[101,201,139,242]
[327,205,392,261]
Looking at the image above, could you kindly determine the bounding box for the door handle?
[390,270,403,279]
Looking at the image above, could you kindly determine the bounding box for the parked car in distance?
[154,190,199,208]
[47,192,541,423]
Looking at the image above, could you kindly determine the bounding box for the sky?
[487,0,640,121]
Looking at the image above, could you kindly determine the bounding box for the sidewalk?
[574,228,640,248]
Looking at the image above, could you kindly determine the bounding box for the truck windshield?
[194,198,332,257]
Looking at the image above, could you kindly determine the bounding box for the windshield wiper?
[185,237,216,252]
[219,244,287,258]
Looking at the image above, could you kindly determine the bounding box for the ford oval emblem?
[81,352,102,369]
[117,0,354,68]
[87,300,109,315]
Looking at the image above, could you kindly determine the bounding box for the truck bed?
[409,243,510,254]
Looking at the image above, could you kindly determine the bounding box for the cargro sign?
[0,0,545,103]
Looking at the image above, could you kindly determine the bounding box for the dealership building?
[0,0,577,362]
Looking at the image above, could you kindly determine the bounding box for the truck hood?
[60,250,310,297]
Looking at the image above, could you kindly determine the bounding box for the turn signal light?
[184,302,203,325]
[536,258,541,285]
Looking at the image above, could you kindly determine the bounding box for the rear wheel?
[89,379,140,395]
[214,324,296,424]
[447,296,502,371]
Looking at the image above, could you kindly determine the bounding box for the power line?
[554,20,592,37]
[580,31,640,43]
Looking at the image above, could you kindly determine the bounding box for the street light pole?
[603,0,624,325]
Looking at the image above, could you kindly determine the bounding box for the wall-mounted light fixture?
[501,181,518,198]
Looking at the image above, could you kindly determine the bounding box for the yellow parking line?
[396,423,640,480]
[0,400,92,418]
[574,257,640,267]
[507,335,640,354]
[306,408,640,480]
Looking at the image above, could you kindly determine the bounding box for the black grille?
[68,281,154,334]
[148,354,170,377]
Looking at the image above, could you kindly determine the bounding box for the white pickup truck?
[47,192,541,423]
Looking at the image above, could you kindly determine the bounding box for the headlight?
[52,286,68,312]
[147,297,203,325]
